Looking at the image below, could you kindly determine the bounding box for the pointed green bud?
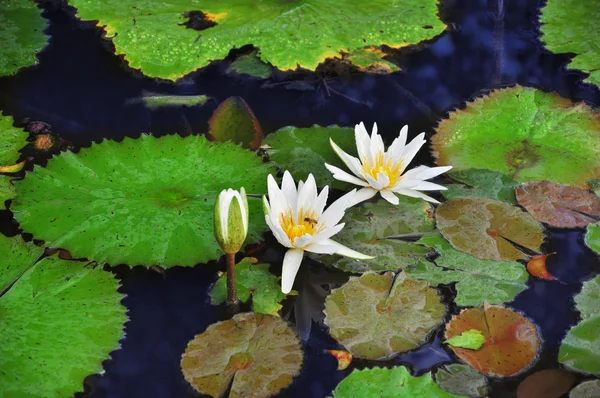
[214,187,249,255]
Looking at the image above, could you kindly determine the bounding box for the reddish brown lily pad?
[516,369,577,398]
[181,312,303,398]
[516,181,600,228]
[445,304,542,377]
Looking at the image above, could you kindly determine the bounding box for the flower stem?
[225,253,240,314]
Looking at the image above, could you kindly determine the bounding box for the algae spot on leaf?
[180,312,303,398]
[436,197,545,261]
[442,168,519,204]
[445,304,542,378]
[207,97,264,150]
[434,364,488,397]
[324,271,445,360]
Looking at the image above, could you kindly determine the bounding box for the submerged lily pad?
[436,197,544,261]
[226,50,273,79]
[12,134,276,267]
[333,366,461,398]
[540,1,600,87]
[207,97,264,150]
[181,312,303,398]
[559,275,600,375]
[432,86,600,188]
[0,0,48,76]
[0,175,16,210]
[346,47,400,74]
[127,91,210,109]
[407,234,529,306]
[570,380,600,398]
[209,257,287,315]
[0,252,127,397]
[324,271,445,360]
[445,304,541,377]
[0,113,29,167]
[69,0,445,80]
[442,169,518,204]
[434,364,488,397]
[312,199,435,273]
[516,181,600,228]
[585,223,600,255]
[516,369,578,398]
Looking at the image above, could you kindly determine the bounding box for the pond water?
[0,0,599,397]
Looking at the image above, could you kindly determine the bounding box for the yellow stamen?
[279,208,323,242]
[361,151,403,187]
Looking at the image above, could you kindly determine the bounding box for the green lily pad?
[0,113,29,166]
[69,0,445,80]
[442,169,518,204]
[590,179,600,196]
[332,366,462,398]
[432,86,600,188]
[406,234,529,307]
[12,134,276,267]
[584,223,600,256]
[0,253,127,397]
[226,50,273,79]
[127,91,210,109]
[324,271,445,360]
[0,234,43,293]
[570,380,600,398]
[207,97,264,150]
[559,275,600,375]
[346,47,400,74]
[181,312,303,398]
[312,199,435,273]
[540,1,600,87]
[209,257,287,315]
[434,364,488,397]
[263,125,358,190]
[435,197,545,261]
[0,175,16,210]
[0,0,48,77]
[446,329,485,350]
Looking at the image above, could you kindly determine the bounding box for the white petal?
[413,165,453,180]
[281,249,304,294]
[303,242,339,254]
[265,215,292,248]
[298,173,318,214]
[355,122,373,165]
[349,187,378,206]
[314,185,329,217]
[365,174,384,190]
[325,163,369,187]
[218,190,233,240]
[412,181,448,191]
[330,138,364,178]
[324,239,375,259]
[370,122,385,163]
[281,171,298,214]
[262,195,271,216]
[311,222,344,243]
[399,133,426,172]
[386,126,408,163]
[375,171,390,188]
[380,189,400,205]
[267,174,287,217]
[394,188,440,203]
[320,189,356,227]
[293,234,314,249]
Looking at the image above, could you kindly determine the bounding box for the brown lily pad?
[181,312,303,398]
[436,197,545,261]
[515,181,600,228]
[445,304,542,377]
[516,369,577,398]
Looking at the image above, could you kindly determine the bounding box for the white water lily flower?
[263,171,374,294]
[325,122,452,206]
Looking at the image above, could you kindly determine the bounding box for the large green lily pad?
[312,199,435,273]
[559,275,600,375]
[181,312,303,398]
[0,234,43,293]
[540,1,600,87]
[406,234,529,307]
[585,223,600,256]
[332,366,462,398]
[442,169,518,205]
[0,113,29,166]
[0,0,48,77]
[0,252,127,397]
[434,364,488,397]
[69,0,445,80]
[324,271,445,360]
[12,134,276,267]
[0,175,16,210]
[435,197,545,261]
[432,86,600,188]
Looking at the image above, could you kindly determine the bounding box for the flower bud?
[214,188,249,254]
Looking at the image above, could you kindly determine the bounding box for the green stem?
[226,253,240,314]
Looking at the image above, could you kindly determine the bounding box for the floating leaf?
[207,97,263,150]
[585,223,600,255]
[226,50,273,79]
[445,304,541,377]
[209,257,287,315]
[312,199,435,273]
[442,168,518,204]
[516,181,600,228]
[570,380,600,398]
[126,91,210,109]
[0,175,16,210]
[332,366,461,398]
[540,1,600,87]
[0,0,48,76]
[516,369,577,398]
[181,312,303,398]
[324,271,445,360]
[345,47,400,74]
[0,113,29,167]
[12,134,276,267]
[0,252,127,397]
[559,275,600,375]
[434,364,488,397]
[407,234,528,306]
[526,253,558,281]
[436,197,544,261]
[263,125,357,190]
[590,179,600,196]
[0,234,43,293]
[326,350,353,371]
[69,0,445,80]
[446,330,485,350]
[432,86,600,188]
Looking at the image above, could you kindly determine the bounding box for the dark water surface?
[1,0,599,397]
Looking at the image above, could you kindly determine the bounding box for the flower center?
[361,152,403,188]
[279,208,322,242]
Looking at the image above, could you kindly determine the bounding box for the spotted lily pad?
[12,134,276,267]
[570,380,600,398]
[559,275,600,375]
[442,169,518,204]
[207,97,263,150]
[0,0,48,76]
[0,113,29,167]
[181,312,303,398]
[585,223,600,255]
[69,0,445,80]
[0,175,16,210]
[332,366,462,398]
[445,304,542,377]
[324,271,445,360]
[436,197,545,261]
[432,86,600,188]
[516,181,600,228]
[434,364,488,397]
[407,234,529,306]
[209,257,287,315]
